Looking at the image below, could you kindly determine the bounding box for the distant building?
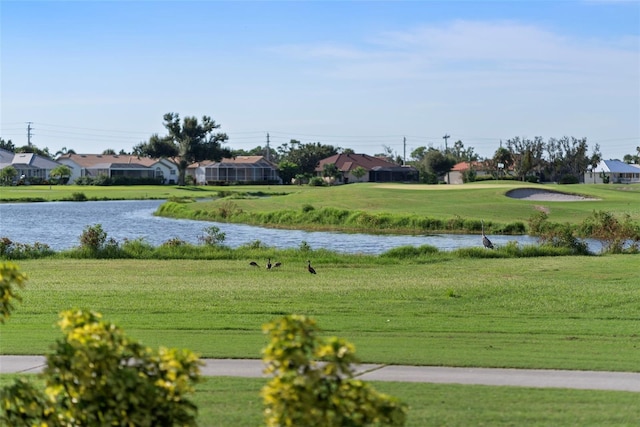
[446,161,494,184]
[0,148,61,183]
[585,159,640,184]
[56,153,178,184]
[316,153,418,184]
[189,156,281,185]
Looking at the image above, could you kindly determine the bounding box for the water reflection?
[0,199,580,254]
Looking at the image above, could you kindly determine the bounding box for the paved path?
[2,356,639,392]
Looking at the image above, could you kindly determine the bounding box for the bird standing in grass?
[249,261,259,267]
[267,258,272,270]
[481,220,494,249]
[307,260,316,274]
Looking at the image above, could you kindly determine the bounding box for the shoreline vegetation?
[1,182,638,257]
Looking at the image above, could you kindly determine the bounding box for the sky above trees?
[1,1,638,161]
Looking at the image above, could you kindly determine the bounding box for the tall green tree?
[492,145,513,178]
[54,147,76,157]
[0,138,16,152]
[136,113,230,185]
[0,166,18,186]
[506,136,545,181]
[16,144,51,158]
[278,140,339,176]
[322,162,341,185]
[422,148,456,180]
[49,164,72,184]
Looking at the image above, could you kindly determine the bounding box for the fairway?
[2,256,638,372]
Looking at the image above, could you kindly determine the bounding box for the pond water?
[0,199,568,254]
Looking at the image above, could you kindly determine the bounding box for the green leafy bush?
[1,309,202,426]
[579,210,640,253]
[0,262,27,323]
[198,225,226,246]
[0,238,54,260]
[261,314,407,427]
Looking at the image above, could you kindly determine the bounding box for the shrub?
[302,204,315,213]
[261,314,407,427]
[0,262,28,323]
[308,176,326,186]
[0,238,54,260]
[121,238,155,258]
[1,309,202,426]
[71,191,88,201]
[381,245,439,259]
[198,225,226,246]
[579,210,640,253]
[79,224,108,253]
[559,175,579,184]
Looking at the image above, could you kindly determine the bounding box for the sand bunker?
[506,188,599,202]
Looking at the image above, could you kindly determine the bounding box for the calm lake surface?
[1,199,547,254]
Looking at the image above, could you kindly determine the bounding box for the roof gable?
[316,153,398,172]
[596,159,640,174]
[56,153,172,168]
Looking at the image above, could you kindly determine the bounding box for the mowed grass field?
[3,256,638,372]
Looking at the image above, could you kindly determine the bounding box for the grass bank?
[2,256,638,372]
[2,375,637,427]
[155,182,640,235]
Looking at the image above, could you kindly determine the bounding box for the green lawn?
[3,256,638,372]
[3,375,638,426]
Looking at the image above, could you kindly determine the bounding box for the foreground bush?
[261,314,408,427]
[1,309,202,426]
[0,262,27,323]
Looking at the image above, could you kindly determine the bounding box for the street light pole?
[443,134,450,183]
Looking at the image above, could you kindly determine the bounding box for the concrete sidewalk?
[2,356,639,392]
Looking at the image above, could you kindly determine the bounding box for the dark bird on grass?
[481,220,494,249]
[267,258,272,270]
[249,261,259,267]
[273,262,282,268]
[307,260,317,274]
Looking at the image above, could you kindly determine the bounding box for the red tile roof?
[316,153,398,172]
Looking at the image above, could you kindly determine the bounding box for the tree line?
[2,112,640,185]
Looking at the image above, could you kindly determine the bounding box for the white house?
[0,148,61,183]
[190,156,281,185]
[56,154,178,184]
[585,159,640,184]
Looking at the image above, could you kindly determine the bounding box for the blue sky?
[2,1,639,161]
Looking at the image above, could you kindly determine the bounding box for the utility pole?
[403,136,406,165]
[266,133,270,162]
[442,134,450,153]
[27,122,33,146]
[443,134,450,184]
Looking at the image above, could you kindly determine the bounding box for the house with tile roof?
[585,159,640,184]
[315,153,418,184]
[56,153,178,184]
[189,156,280,185]
[0,148,61,184]
[446,161,495,184]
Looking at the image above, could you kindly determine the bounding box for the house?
[0,148,62,183]
[56,154,178,184]
[315,153,418,184]
[585,159,640,184]
[446,161,494,184]
[190,156,281,185]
